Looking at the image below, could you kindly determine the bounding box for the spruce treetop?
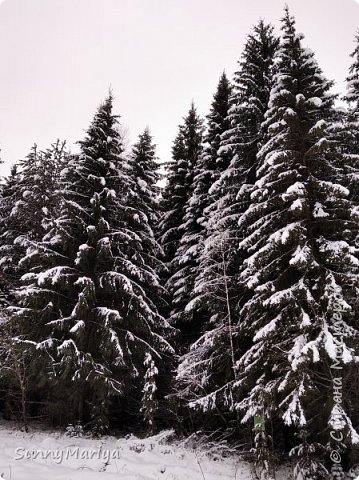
[344,31,359,111]
[79,92,124,160]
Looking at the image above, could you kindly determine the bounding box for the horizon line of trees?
[0,7,359,479]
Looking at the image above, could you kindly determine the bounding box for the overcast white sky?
[0,0,358,176]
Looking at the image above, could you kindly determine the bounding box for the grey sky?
[0,0,358,176]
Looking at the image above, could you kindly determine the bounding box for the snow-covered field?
[0,424,263,480]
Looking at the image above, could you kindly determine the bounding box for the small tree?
[141,353,159,434]
[0,313,30,431]
[290,430,329,480]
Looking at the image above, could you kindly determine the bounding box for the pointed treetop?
[213,70,230,93]
[253,17,274,37]
[282,4,293,26]
[174,102,204,149]
[230,19,278,117]
[133,127,157,158]
[239,19,279,68]
[217,70,230,89]
[187,101,198,120]
[281,5,303,45]
[78,92,123,159]
[97,91,115,118]
[344,31,359,109]
[136,126,152,143]
[208,72,232,128]
[271,9,334,107]
[187,101,202,122]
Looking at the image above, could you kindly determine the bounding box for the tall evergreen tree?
[167,76,231,331]
[233,9,359,475]
[158,103,204,319]
[130,128,161,232]
[0,142,65,305]
[195,20,278,331]
[342,32,359,204]
[129,128,164,286]
[176,22,278,431]
[11,94,174,433]
[0,142,65,423]
[196,72,232,224]
[130,128,174,423]
[344,32,359,110]
[159,104,203,264]
[0,165,18,307]
[333,32,359,469]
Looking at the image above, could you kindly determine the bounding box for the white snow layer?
[0,424,291,480]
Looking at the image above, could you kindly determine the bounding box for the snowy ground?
[0,423,263,480]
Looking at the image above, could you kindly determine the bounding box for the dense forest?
[0,8,358,479]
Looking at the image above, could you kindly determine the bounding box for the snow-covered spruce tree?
[289,430,329,480]
[0,142,65,321]
[0,165,19,307]
[328,32,359,218]
[0,148,38,303]
[342,32,359,206]
[233,9,359,474]
[130,128,161,233]
[0,142,65,300]
[130,128,175,423]
[203,20,279,253]
[344,32,359,119]
[12,94,174,433]
[175,22,278,433]
[0,142,65,422]
[195,72,232,225]
[0,141,66,312]
[158,103,204,321]
[333,31,359,470]
[325,42,359,470]
[129,128,165,290]
[167,76,231,335]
